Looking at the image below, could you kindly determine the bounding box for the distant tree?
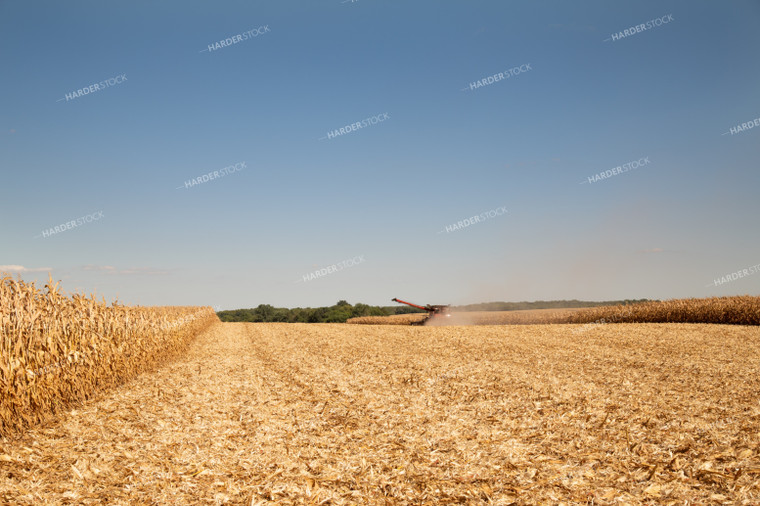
[271,308,289,322]
[307,307,328,323]
[324,301,353,322]
[254,304,275,322]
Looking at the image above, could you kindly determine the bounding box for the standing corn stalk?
[0,273,218,436]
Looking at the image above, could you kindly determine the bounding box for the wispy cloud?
[82,265,117,272]
[81,265,169,275]
[119,267,170,275]
[0,265,52,273]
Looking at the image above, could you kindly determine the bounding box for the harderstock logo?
[581,157,651,184]
[297,256,366,283]
[462,64,532,91]
[571,307,634,335]
[705,263,760,288]
[35,211,105,239]
[438,206,508,234]
[200,26,271,53]
[319,113,389,140]
[722,115,760,136]
[603,14,674,42]
[177,162,246,189]
[57,74,127,102]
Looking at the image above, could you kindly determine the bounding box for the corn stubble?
[0,273,217,436]
[3,322,757,504]
[2,277,759,503]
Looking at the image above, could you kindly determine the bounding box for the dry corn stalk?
[569,296,760,326]
[0,272,218,436]
[346,314,428,325]
[349,298,760,326]
[348,309,584,326]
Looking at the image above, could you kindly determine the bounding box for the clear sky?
[1,0,759,309]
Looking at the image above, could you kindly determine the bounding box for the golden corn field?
[567,295,760,326]
[346,313,429,325]
[0,273,218,436]
[2,278,760,504]
[348,296,760,326]
[1,321,759,504]
[347,308,585,326]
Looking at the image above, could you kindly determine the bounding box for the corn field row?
[346,314,428,325]
[0,273,218,436]
[568,295,760,326]
[349,297,760,326]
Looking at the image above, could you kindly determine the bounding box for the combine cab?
[391,297,451,325]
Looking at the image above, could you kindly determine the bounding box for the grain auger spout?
[391,297,451,325]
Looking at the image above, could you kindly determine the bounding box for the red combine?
[391,297,451,325]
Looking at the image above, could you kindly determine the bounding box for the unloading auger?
[391,298,451,325]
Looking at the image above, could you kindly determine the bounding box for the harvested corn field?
[1,321,759,504]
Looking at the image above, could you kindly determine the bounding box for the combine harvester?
[391,297,451,326]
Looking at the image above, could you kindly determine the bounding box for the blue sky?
[1,0,759,309]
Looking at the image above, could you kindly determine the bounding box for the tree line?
[216,299,654,323]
